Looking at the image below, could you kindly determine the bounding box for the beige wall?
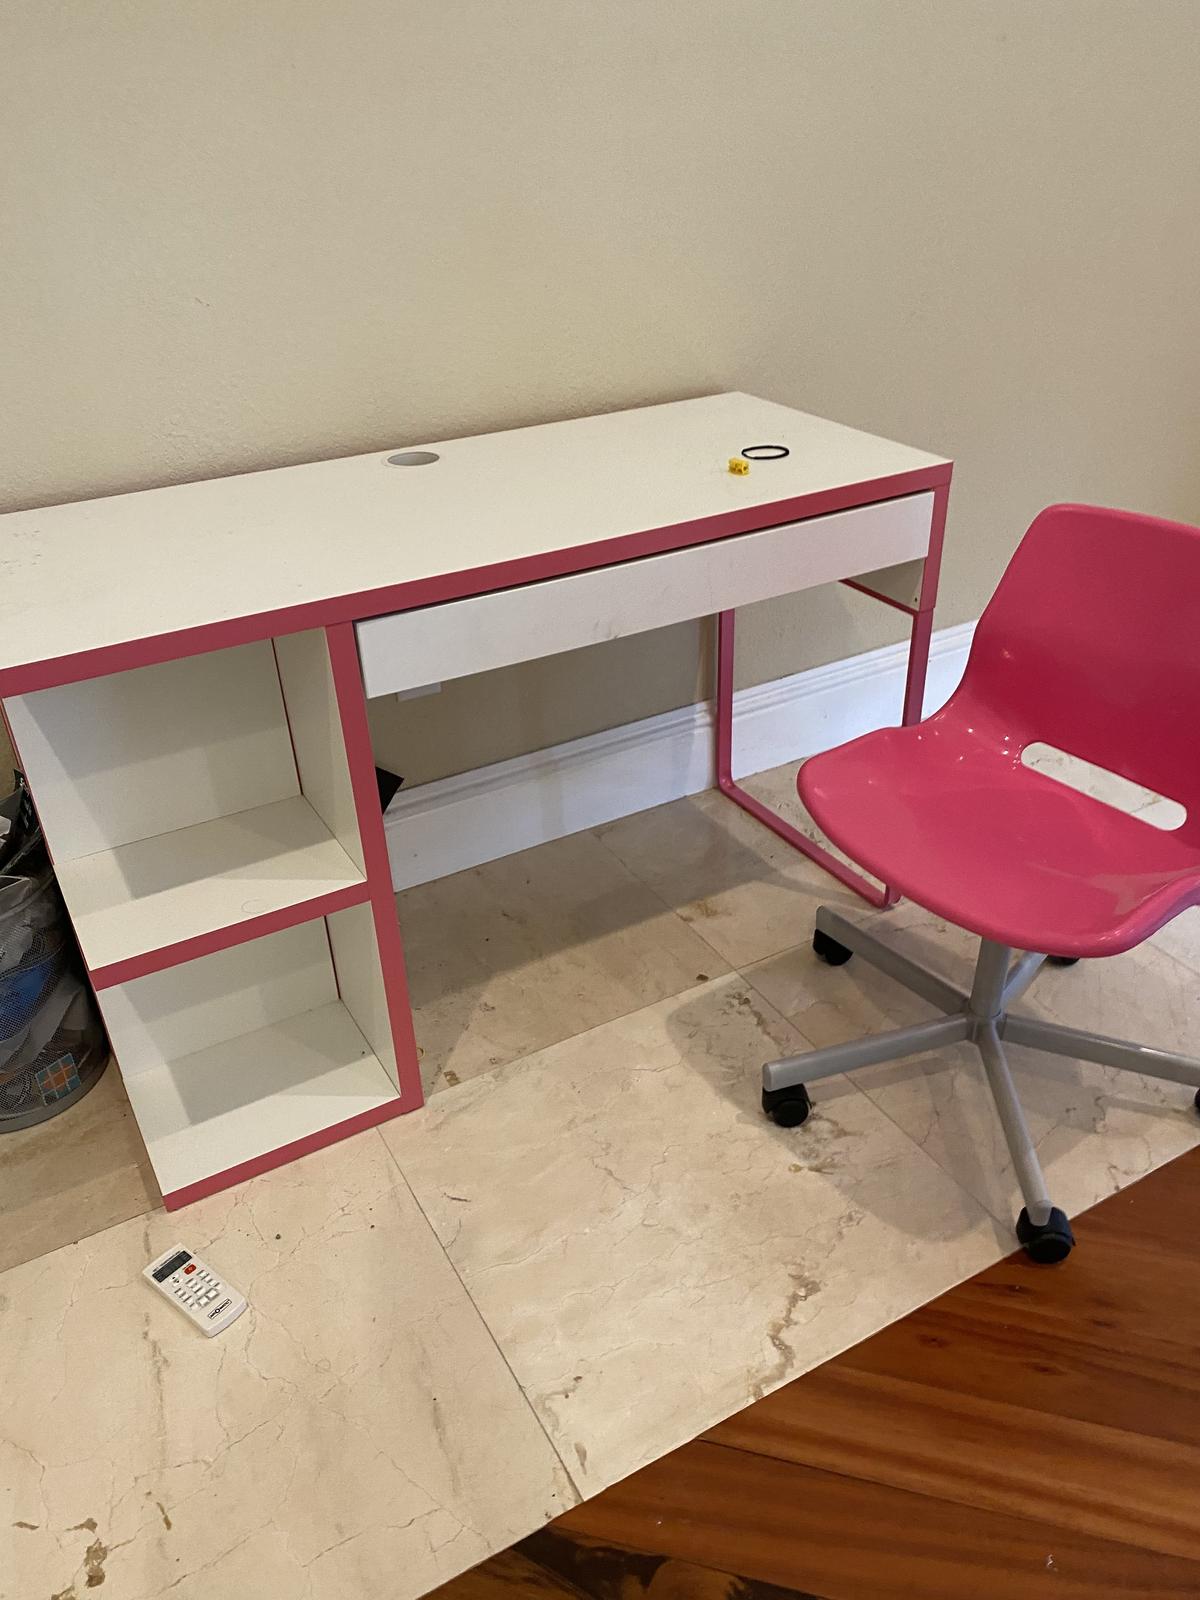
[4,1,1199,789]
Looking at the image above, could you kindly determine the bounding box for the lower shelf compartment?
[119,999,401,1204]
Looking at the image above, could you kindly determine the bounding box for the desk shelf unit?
[0,393,951,1210]
[3,623,421,1208]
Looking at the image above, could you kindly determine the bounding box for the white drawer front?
[357,492,933,698]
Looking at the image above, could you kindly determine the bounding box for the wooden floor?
[431,1146,1200,1599]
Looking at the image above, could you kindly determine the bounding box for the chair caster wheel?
[1047,956,1079,967]
[813,929,853,967]
[762,1084,812,1127]
[1016,1206,1074,1264]
[1193,1089,1200,1116]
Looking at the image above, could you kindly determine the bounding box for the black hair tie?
[740,444,789,461]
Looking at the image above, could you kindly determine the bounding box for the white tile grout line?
[1141,927,1200,987]
[376,1131,587,1512]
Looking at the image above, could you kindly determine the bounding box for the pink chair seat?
[798,503,1200,959]
[800,727,1200,958]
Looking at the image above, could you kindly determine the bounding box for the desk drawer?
[357,491,933,698]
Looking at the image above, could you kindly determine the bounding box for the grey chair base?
[763,906,1200,1261]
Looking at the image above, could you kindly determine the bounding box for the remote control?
[143,1244,247,1336]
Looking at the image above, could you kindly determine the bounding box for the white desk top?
[0,393,948,692]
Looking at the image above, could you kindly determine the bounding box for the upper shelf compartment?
[56,793,366,983]
[4,631,369,985]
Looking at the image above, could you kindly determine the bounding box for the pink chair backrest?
[959,503,1200,831]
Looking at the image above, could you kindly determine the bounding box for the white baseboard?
[385,620,976,890]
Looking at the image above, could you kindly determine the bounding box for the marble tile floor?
[3,760,1197,1599]
[0,1060,160,1277]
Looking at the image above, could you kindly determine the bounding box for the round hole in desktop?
[385,451,440,467]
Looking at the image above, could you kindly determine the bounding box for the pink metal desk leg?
[326,623,426,1110]
[902,606,935,726]
[714,609,737,791]
[887,481,949,899]
[873,606,937,908]
[714,610,890,909]
[715,482,949,910]
[903,481,949,727]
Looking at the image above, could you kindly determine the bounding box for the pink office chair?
[762,504,1200,1263]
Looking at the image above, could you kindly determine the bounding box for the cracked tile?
[382,975,1003,1496]
[0,1133,574,1600]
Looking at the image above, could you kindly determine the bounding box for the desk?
[0,394,951,1208]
